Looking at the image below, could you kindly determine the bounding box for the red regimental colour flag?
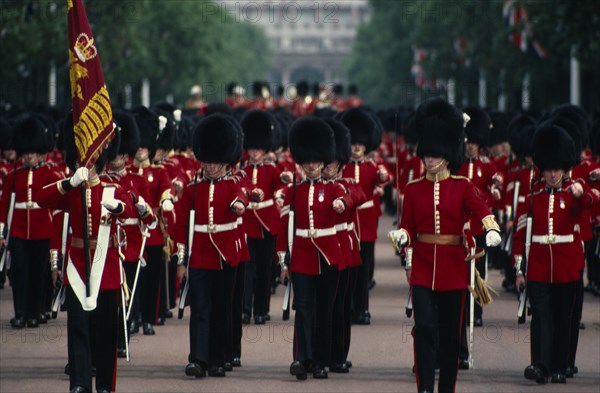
[67,0,114,169]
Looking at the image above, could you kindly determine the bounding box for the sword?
[117,223,130,361]
[51,212,70,319]
[126,225,149,321]
[468,247,475,369]
[517,216,532,324]
[178,209,195,319]
[0,192,16,271]
[405,292,413,318]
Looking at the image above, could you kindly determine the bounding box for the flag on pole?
[67,0,114,169]
[503,0,547,59]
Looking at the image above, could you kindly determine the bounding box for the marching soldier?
[514,123,597,384]
[456,107,503,367]
[37,123,139,393]
[322,118,368,373]
[130,107,176,335]
[175,113,247,378]
[341,108,389,324]
[100,110,156,356]
[389,98,501,393]
[0,117,16,289]
[240,110,283,324]
[0,115,62,329]
[277,117,348,380]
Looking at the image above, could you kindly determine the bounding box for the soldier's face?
[3,149,16,161]
[202,162,226,179]
[136,148,149,161]
[423,157,447,172]
[466,143,479,158]
[302,162,323,178]
[322,161,340,178]
[543,169,564,188]
[23,152,43,167]
[351,144,366,159]
[154,148,166,162]
[247,148,266,162]
[110,154,128,169]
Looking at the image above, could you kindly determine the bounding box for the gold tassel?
[468,269,498,307]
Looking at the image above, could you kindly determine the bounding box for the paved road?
[1,214,599,392]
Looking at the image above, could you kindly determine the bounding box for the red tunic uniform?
[0,163,64,240]
[36,179,137,290]
[241,161,283,238]
[513,182,597,283]
[399,172,495,291]
[174,176,246,269]
[456,156,501,236]
[342,159,386,242]
[276,179,347,275]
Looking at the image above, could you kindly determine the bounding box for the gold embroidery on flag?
[69,50,88,100]
[74,86,113,161]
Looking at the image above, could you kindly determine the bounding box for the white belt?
[247,199,274,210]
[335,223,348,231]
[296,227,336,238]
[531,234,574,244]
[357,200,374,210]
[194,221,237,233]
[518,196,526,203]
[347,222,355,231]
[14,201,41,209]
[121,218,139,226]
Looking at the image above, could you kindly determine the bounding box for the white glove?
[102,197,122,213]
[161,199,174,212]
[135,196,148,216]
[388,229,409,247]
[69,167,89,188]
[176,243,186,266]
[485,230,502,247]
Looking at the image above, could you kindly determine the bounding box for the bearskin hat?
[113,109,140,156]
[13,114,53,155]
[288,117,335,165]
[415,98,465,171]
[551,104,589,146]
[152,107,176,151]
[324,118,351,165]
[488,111,510,146]
[193,113,239,164]
[296,81,309,97]
[0,118,14,151]
[131,106,161,158]
[241,110,275,151]
[532,124,578,171]
[340,108,376,151]
[507,114,537,160]
[463,106,492,147]
[227,116,244,166]
[174,115,195,152]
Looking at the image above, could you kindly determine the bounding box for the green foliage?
[0,0,270,108]
[345,0,600,111]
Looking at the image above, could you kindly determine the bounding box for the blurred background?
[1,0,599,113]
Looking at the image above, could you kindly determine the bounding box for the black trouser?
[332,267,349,365]
[140,245,163,325]
[528,280,578,376]
[188,264,233,368]
[568,272,584,369]
[9,237,49,320]
[412,286,466,393]
[118,261,140,350]
[353,241,374,318]
[229,262,245,361]
[159,254,177,317]
[291,256,338,368]
[585,236,599,285]
[244,231,275,318]
[66,286,119,392]
[344,266,359,359]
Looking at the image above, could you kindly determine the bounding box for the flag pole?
[81,181,90,297]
